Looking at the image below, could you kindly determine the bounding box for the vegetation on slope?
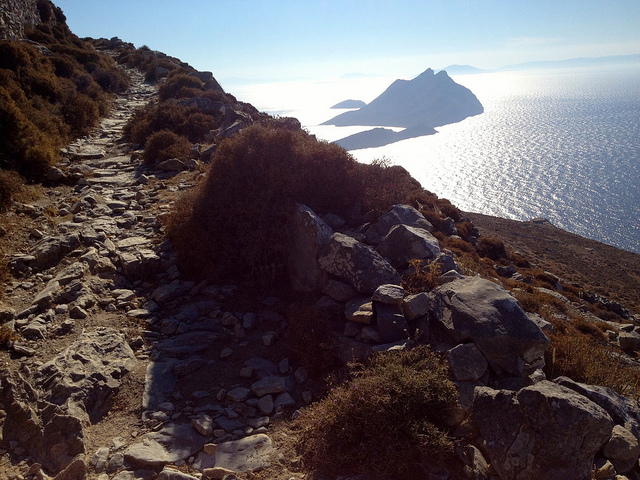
[0,16,129,208]
[295,346,457,480]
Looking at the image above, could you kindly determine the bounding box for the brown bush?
[167,124,364,281]
[0,170,24,212]
[476,236,509,261]
[296,346,456,479]
[403,259,442,293]
[124,103,218,145]
[142,130,191,164]
[158,73,204,101]
[0,24,128,182]
[545,328,640,399]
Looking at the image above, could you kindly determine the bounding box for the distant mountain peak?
[322,67,483,129]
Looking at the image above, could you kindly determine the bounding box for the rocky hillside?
[1,5,640,480]
[0,0,64,40]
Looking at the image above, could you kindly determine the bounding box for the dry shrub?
[158,73,204,101]
[0,324,17,346]
[455,220,474,241]
[0,24,128,182]
[124,103,218,145]
[0,170,24,212]
[142,130,191,164]
[296,346,456,479]
[476,236,508,261]
[358,158,423,216]
[167,124,364,281]
[512,289,569,318]
[545,329,640,399]
[403,259,441,293]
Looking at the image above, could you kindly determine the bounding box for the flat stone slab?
[117,236,151,249]
[143,359,178,412]
[155,332,220,357]
[72,145,106,159]
[124,423,210,469]
[192,434,275,472]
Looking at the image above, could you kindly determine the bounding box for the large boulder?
[376,224,440,268]
[36,328,137,422]
[555,376,640,441]
[364,204,433,244]
[318,233,401,294]
[286,204,333,291]
[430,277,549,376]
[473,381,614,480]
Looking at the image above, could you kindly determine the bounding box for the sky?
[54,0,640,88]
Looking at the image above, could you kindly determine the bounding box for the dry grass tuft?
[295,345,456,479]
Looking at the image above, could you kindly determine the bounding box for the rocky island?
[1,2,640,480]
[323,68,484,149]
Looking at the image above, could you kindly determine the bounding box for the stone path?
[0,66,305,480]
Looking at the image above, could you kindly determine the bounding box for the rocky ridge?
[1,52,640,480]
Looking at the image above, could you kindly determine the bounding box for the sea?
[228,63,640,254]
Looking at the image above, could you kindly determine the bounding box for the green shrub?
[296,346,456,479]
[142,129,191,164]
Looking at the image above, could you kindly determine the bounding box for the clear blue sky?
[55,0,640,86]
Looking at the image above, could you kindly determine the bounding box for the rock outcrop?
[0,0,64,40]
[323,68,484,149]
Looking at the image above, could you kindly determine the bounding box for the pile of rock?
[285,202,640,479]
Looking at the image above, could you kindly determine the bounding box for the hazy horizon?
[54,0,640,89]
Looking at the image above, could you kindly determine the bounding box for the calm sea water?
[230,64,640,253]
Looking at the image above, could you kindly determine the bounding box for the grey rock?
[157,158,187,172]
[319,233,401,294]
[173,356,206,377]
[274,392,295,410]
[106,452,125,473]
[364,204,433,244]
[226,387,251,403]
[192,434,274,472]
[371,284,405,305]
[603,424,640,473]
[158,468,199,480]
[257,395,274,415]
[618,330,640,351]
[473,381,613,480]
[89,446,110,473]
[376,224,441,269]
[322,279,357,302]
[31,233,81,269]
[251,376,286,397]
[430,277,549,376]
[286,204,332,291]
[155,332,219,357]
[124,423,210,469]
[402,292,431,321]
[447,343,488,381]
[375,303,409,343]
[192,414,214,436]
[36,327,137,422]
[555,376,640,442]
[345,297,374,324]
